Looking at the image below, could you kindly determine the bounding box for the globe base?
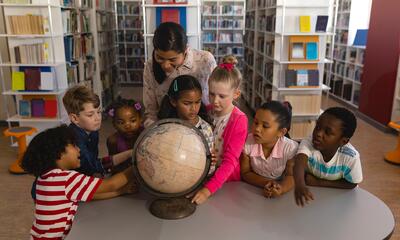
[149,197,196,219]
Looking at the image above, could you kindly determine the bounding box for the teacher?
[143,22,217,127]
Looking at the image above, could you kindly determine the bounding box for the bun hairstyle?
[208,55,242,90]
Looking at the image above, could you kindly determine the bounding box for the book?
[315,15,328,32]
[353,29,368,46]
[343,83,352,101]
[11,71,25,91]
[19,100,30,117]
[40,71,55,90]
[299,16,311,33]
[308,70,319,86]
[44,99,57,117]
[156,7,187,31]
[297,70,308,86]
[291,43,304,59]
[31,98,45,117]
[285,70,297,87]
[24,68,41,91]
[306,42,318,60]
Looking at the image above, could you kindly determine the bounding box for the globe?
[133,119,211,219]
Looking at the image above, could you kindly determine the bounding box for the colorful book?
[40,71,55,90]
[308,70,319,86]
[299,16,311,33]
[353,29,368,46]
[315,15,329,32]
[19,100,30,117]
[11,71,25,91]
[24,68,41,91]
[156,7,187,31]
[31,98,45,117]
[44,99,57,117]
[306,42,318,60]
[291,43,304,59]
[297,70,308,86]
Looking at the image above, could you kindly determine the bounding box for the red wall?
[358,0,400,125]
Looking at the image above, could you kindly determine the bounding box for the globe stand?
[150,197,196,219]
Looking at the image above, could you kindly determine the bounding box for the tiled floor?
[0,97,399,239]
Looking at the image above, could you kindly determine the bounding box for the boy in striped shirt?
[293,107,362,207]
[22,125,135,239]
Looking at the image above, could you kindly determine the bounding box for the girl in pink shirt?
[191,55,248,204]
[241,101,298,198]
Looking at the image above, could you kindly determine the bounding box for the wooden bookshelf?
[201,0,245,67]
[243,0,335,140]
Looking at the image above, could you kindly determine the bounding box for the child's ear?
[69,113,79,125]
[233,89,241,100]
[169,98,177,107]
[340,137,350,146]
[278,128,288,138]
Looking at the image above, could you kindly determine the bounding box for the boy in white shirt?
[293,107,362,207]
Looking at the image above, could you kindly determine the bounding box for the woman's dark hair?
[152,22,188,84]
[259,100,293,138]
[21,125,76,177]
[158,75,212,125]
[105,97,143,120]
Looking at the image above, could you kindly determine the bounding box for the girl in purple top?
[106,98,144,172]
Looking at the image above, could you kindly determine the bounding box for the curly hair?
[21,125,76,177]
[105,97,143,120]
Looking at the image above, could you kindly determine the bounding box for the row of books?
[335,30,348,44]
[120,71,143,84]
[202,32,243,43]
[118,31,143,42]
[64,35,94,62]
[299,15,329,33]
[244,48,254,65]
[285,69,319,88]
[337,14,350,28]
[19,98,57,118]
[244,31,254,47]
[98,31,116,49]
[62,0,92,8]
[258,14,275,32]
[61,10,91,34]
[96,12,116,31]
[99,49,117,71]
[119,18,142,29]
[263,61,273,81]
[256,0,276,8]
[203,19,244,29]
[246,14,255,29]
[126,46,144,57]
[14,43,48,64]
[116,2,140,15]
[120,59,144,69]
[12,67,56,91]
[96,0,113,11]
[332,62,362,81]
[7,15,49,35]
[203,4,244,15]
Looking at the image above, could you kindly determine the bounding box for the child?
[240,101,298,198]
[62,85,132,176]
[293,107,362,207]
[21,125,135,239]
[158,75,214,167]
[106,97,144,155]
[191,55,248,204]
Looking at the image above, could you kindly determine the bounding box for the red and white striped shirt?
[30,169,102,240]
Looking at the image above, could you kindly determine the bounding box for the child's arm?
[106,135,118,155]
[192,114,248,204]
[305,173,358,189]
[240,152,274,188]
[293,153,314,207]
[111,150,133,166]
[93,179,137,200]
[93,167,134,199]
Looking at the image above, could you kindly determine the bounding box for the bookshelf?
[141,0,202,62]
[201,0,245,66]
[324,0,366,109]
[116,0,144,86]
[243,0,336,140]
[0,0,69,140]
[93,0,119,107]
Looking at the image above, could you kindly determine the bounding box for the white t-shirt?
[297,136,363,183]
[244,134,298,179]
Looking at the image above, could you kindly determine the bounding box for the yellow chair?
[4,126,37,174]
[385,122,400,164]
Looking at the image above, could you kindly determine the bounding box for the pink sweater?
[205,106,248,194]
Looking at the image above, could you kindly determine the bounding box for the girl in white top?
[241,101,298,198]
